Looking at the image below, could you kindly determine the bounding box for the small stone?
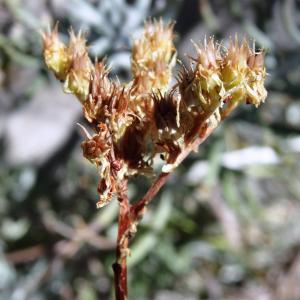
[4,84,82,166]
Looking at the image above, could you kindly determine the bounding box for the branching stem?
[113,120,218,300]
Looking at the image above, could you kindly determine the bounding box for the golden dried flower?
[221,37,267,107]
[192,39,225,114]
[41,24,71,80]
[178,37,267,128]
[68,29,89,58]
[131,19,176,94]
[42,22,268,208]
[63,53,93,102]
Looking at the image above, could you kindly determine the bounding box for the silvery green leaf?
[0,256,16,289]
[127,233,157,268]
[107,52,131,71]
[183,241,217,262]
[99,0,124,27]
[92,200,118,230]
[1,218,29,240]
[121,0,151,35]
[184,161,209,185]
[134,0,151,15]
[89,38,111,57]
[66,0,113,35]
[218,264,246,284]
[222,146,280,171]
[152,192,172,232]
[77,281,97,300]
[156,242,191,274]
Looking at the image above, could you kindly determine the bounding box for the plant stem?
[131,121,216,221]
[113,180,130,300]
[113,115,224,299]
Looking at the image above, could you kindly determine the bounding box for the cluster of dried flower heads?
[42,20,267,209]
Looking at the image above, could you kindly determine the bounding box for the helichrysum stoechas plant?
[42,19,267,300]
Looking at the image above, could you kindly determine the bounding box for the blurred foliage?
[1,0,300,299]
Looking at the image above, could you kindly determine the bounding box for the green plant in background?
[42,19,267,299]
[3,1,300,299]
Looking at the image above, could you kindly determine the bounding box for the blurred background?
[1,0,300,299]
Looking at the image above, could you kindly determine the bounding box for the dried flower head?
[41,24,71,80]
[131,19,176,95]
[42,21,269,300]
[63,53,93,102]
[42,21,267,208]
[68,29,88,58]
[221,37,267,107]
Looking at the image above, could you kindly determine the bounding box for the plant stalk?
[113,180,130,300]
[113,116,225,299]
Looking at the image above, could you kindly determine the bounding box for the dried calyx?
[42,20,267,208]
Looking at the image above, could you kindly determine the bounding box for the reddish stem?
[131,172,169,220]
[113,116,222,299]
[113,181,130,300]
[131,121,216,221]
